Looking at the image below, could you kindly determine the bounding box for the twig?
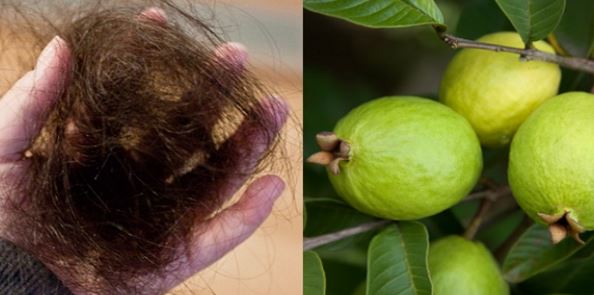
[462,191,490,202]
[303,186,512,250]
[480,200,519,230]
[436,31,594,74]
[495,215,533,262]
[463,185,512,239]
[303,220,391,251]
[464,197,494,240]
[462,186,511,203]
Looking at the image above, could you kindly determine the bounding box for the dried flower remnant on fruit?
[538,211,585,244]
[307,131,351,175]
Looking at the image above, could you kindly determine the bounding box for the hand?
[0,7,288,294]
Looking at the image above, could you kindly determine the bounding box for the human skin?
[0,7,288,294]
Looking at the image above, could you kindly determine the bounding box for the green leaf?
[303,0,445,29]
[553,0,594,57]
[304,251,326,295]
[495,0,566,44]
[366,222,432,295]
[304,198,376,237]
[305,198,377,254]
[545,254,594,294]
[519,249,594,294]
[503,224,592,283]
[455,0,511,40]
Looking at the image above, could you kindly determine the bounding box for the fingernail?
[140,7,167,24]
[263,95,289,127]
[268,95,288,109]
[254,175,285,203]
[36,36,64,70]
[268,178,285,202]
[215,42,248,70]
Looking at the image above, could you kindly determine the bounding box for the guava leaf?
[503,223,593,283]
[519,254,594,294]
[304,251,326,295]
[552,0,594,57]
[304,198,377,251]
[455,0,510,40]
[304,198,375,237]
[495,0,566,44]
[303,0,445,29]
[367,222,432,295]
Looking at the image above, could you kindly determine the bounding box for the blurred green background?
[304,0,594,294]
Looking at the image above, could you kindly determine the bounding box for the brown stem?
[436,31,594,74]
[303,220,391,251]
[464,197,494,240]
[462,186,511,203]
[495,215,533,262]
[480,200,519,230]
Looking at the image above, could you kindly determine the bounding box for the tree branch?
[437,31,594,74]
[464,197,494,240]
[304,187,512,251]
[463,185,511,239]
[462,186,511,203]
[495,215,533,262]
[303,220,391,251]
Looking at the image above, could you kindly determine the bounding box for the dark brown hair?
[1,1,284,293]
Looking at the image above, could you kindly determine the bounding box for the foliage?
[304,0,594,294]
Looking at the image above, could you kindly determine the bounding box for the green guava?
[440,32,561,147]
[509,92,594,243]
[308,96,482,220]
[429,236,509,295]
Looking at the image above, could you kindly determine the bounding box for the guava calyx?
[538,211,585,244]
[307,131,351,175]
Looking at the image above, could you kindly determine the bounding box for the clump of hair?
[2,1,281,293]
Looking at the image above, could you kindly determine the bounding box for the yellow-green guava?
[509,92,594,243]
[429,236,509,295]
[323,96,482,220]
[440,32,561,147]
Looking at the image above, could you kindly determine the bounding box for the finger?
[170,95,288,200]
[216,95,289,200]
[194,175,285,266]
[214,42,248,72]
[138,8,248,74]
[182,41,249,129]
[0,36,71,162]
[159,175,285,291]
[139,7,168,24]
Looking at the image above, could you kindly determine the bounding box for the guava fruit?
[307,96,482,220]
[440,32,561,147]
[509,92,594,243]
[429,236,509,295]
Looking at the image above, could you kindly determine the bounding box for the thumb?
[157,175,285,292]
[0,36,71,162]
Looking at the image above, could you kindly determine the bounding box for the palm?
[0,8,288,294]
